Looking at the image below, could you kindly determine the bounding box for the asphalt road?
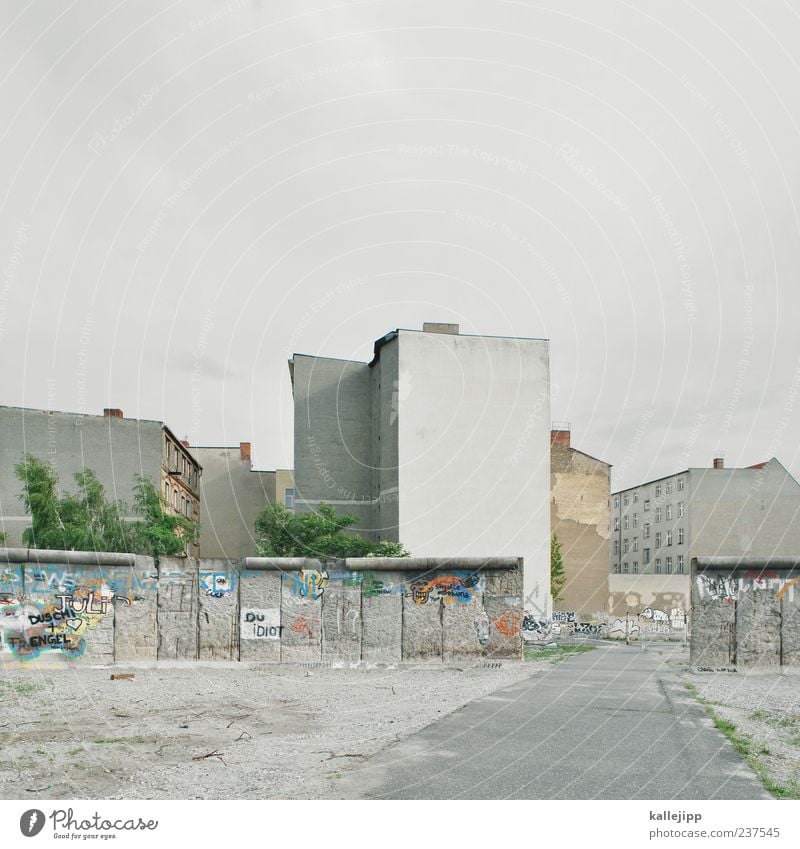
[336,644,770,799]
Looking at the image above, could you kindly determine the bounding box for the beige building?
[550,426,611,618]
[190,441,294,559]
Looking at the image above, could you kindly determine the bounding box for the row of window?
[164,481,194,518]
[613,477,685,510]
[614,528,684,555]
[164,436,199,490]
[614,504,685,531]
[614,554,685,574]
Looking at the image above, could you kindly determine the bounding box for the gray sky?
[1,0,799,489]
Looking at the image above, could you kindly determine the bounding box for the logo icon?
[20,809,45,837]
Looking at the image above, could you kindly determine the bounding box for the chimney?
[103,408,123,418]
[713,456,724,469]
[422,322,459,335]
[551,422,571,448]
[181,439,191,449]
[240,442,251,463]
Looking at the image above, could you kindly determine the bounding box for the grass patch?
[93,738,128,744]
[67,747,83,756]
[694,696,800,800]
[524,644,595,662]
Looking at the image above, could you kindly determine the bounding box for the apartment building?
[609,456,800,579]
[0,405,201,554]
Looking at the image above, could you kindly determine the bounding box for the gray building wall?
[291,326,551,611]
[0,406,163,547]
[292,354,375,535]
[191,445,276,559]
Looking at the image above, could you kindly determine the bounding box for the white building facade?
[291,323,552,614]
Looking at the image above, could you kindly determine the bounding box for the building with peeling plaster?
[290,323,551,615]
[550,425,611,619]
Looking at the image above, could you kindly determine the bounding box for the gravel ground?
[0,658,549,800]
[684,668,800,797]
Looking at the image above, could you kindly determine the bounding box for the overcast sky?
[1,0,799,489]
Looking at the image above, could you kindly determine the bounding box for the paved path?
[337,645,770,799]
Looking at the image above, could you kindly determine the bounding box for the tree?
[13,454,197,558]
[126,475,198,559]
[254,501,409,558]
[551,531,566,604]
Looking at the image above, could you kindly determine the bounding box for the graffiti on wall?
[200,570,235,598]
[283,570,328,601]
[410,573,484,605]
[240,608,282,640]
[521,615,552,642]
[362,573,403,598]
[552,611,575,623]
[492,609,522,637]
[474,612,490,645]
[696,572,791,605]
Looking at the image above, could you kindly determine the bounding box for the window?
[655,558,662,574]
[666,530,673,546]
[678,502,685,518]
[613,496,620,509]
[666,504,673,520]
[677,555,685,573]
[284,488,295,509]
[678,528,684,545]
[614,540,619,556]
[624,493,631,506]
[666,481,673,494]
[655,507,662,522]
[623,538,629,554]
[633,513,638,528]
[655,484,662,497]
[633,492,639,503]
[677,477,685,491]
[633,561,639,573]
[633,537,639,552]
[643,523,650,539]
[666,556,673,573]
[184,499,191,518]
[173,490,179,510]
[643,548,650,564]
[614,517,620,531]
[164,482,169,501]
[655,532,662,549]
[644,499,650,511]
[181,496,185,516]
[623,515,629,530]
[623,562,629,573]
[613,564,621,573]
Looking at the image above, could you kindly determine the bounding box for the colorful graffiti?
[521,615,552,642]
[492,609,522,637]
[361,573,402,598]
[284,570,328,601]
[409,573,484,605]
[1,600,87,659]
[200,570,235,598]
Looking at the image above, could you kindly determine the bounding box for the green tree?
[13,454,197,557]
[126,475,198,559]
[551,531,566,603]
[254,501,409,558]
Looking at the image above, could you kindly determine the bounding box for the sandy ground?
[684,668,800,797]
[0,658,549,800]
